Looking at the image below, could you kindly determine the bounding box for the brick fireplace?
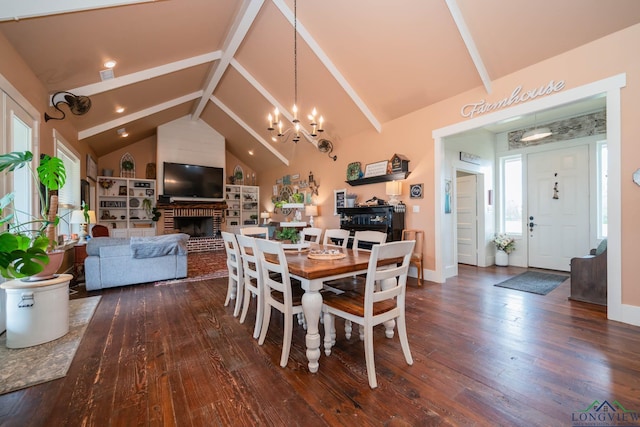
[160,203,225,252]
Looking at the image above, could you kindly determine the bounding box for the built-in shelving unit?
[96,176,156,238]
[224,185,259,233]
[345,171,410,186]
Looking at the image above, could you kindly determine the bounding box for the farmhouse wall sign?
[461,79,566,118]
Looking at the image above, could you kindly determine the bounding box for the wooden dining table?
[283,244,398,373]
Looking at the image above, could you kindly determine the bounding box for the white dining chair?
[324,229,389,337]
[254,238,305,368]
[352,230,387,250]
[322,228,350,248]
[324,230,387,292]
[236,234,265,339]
[300,227,322,244]
[322,240,415,388]
[221,231,243,317]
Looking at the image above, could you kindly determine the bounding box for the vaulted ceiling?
[2,0,640,171]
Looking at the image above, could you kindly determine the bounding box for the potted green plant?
[0,151,66,279]
[142,198,161,221]
[276,227,300,244]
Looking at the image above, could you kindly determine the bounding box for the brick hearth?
[160,203,226,252]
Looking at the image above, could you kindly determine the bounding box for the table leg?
[302,288,322,373]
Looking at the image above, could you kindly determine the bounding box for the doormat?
[494,271,568,295]
[0,295,101,395]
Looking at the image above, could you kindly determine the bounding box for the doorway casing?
[432,73,629,325]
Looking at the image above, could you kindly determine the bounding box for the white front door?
[457,174,477,265]
[527,145,590,271]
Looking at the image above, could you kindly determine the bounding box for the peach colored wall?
[0,32,98,178]
[259,24,640,307]
[226,151,258,188]
[98,135,157,179]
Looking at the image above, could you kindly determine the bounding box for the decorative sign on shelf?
[364,160,389,178]
[390,153,409,173]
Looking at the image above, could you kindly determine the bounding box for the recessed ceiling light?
[115,106,125,114]
[248,150,254,155]
[117,128,128,138]
[104,60,117,69]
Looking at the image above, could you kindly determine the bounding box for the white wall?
[156,115,225,195]
[442,129,496,276]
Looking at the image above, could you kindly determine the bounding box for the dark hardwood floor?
[1,263,639,426]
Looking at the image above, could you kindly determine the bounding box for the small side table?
[74,243,88,283]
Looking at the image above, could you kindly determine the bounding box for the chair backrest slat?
[221,231,242,282]
[236,234,261,286]
[364,240,415,310]
[300,227,323,243]
[353,230,387,251]
[323,228,350,248]
[255,239,292,299]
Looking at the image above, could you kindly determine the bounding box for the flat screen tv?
[163,162,224,201]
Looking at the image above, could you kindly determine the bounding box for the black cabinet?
[337,205,405,247]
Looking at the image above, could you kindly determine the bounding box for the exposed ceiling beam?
[191,0,264,120]
[78,91,202,139]
[0,0,156,22]
[444,0,492,94]
[271,0,382,133]
[69,51,221,97]
[210,95,290,166]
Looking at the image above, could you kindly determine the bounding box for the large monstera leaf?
[0,233,49,278]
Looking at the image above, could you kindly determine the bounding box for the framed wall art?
[409,183,423,199]
[86,154,97,181]
[334,188,346,215]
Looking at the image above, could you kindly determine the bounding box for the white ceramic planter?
[1,274,72,348]
[495,250,509,266]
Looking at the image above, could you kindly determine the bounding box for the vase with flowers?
[492,233,515,266]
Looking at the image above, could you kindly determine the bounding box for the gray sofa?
[84,233,189,291]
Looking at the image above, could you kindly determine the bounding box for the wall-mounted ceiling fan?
[44,91,92,122]
[317,139,337,161]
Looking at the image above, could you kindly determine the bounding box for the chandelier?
[267,0,324,143]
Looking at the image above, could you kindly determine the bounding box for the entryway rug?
[154,250,228,286]
[494,271,569,295]
[0,295,101,395]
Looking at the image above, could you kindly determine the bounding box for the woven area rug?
[0,295,101,395]
[154,250,228,286]
[494,271,569,295]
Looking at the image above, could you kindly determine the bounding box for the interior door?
[527,145,590,271]
[457,174,477,265]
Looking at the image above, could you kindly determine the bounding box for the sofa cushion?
[86,237,131,256]
[595,239,607,256]
[130,233,189,259]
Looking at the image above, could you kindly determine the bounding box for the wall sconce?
[44,91,92,122]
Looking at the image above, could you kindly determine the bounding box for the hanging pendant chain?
[293,0,297,108]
